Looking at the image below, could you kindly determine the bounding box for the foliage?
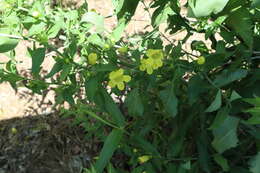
[0,0,260,172]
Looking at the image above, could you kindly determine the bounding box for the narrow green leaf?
[101,88,125,127]
[28,47,46,76]
[159,85,178,117]
[45,59,63,78]
[249,152,260,173]
[212,116,239,153]
[205,90,222,113]
[197,132,212,173]
[94,129,123,173]
[125,89,144,117]
[244,97,260,107]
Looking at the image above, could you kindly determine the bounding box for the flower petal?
[117,82,125,90]
[123,75,131,82]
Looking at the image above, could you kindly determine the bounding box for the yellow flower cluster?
[140,49,164,74]
[108,68,131,90]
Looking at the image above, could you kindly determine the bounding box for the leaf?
[205,90,222,113]
[159,85,178,117]
[125,89,144,117]
[209,107,229,130]
[230,91,242,102]
[117,0,140,23]
[81,12,104,33]
[87,33,105,47]
[28,47,46,76]
[226,8,253,47]
[249,152,260,173]
[112,0,124,14]
[94,129,123,173]
[59,64,72,81]
[45,59,63,78]
[244,97,260,107]
[28,22,46,36]
[212,116,239,153]
[213,69,248,87]
[101,88,125,127]
[151,2,174,26]
[197,132,212,173]
[213,154,230,172]
[111,19,126,42]
[85,79,98,104]
[252,0,260,8]
[0,28,19,53]
[188,0,229,18]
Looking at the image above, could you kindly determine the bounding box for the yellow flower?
[118,46,128,54]
[140,58,154,75]
[88,53,98,65]
[146,49,164,60]
[197,56,206,65]
[138,155,152,164]
[108,68,131,90]
[140,49,164,74]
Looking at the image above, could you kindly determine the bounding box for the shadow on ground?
[0,113,96,173]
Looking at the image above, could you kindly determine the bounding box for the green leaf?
[45,59,63,78]
[28,22,46,36]
[112,0,124,14]
[94,129,123,173]
[151,2,174,26]
[88,33,105,47]
[111,19,126,42]
[213,154,230,172]
[101,88,125,127]
[197,133,212,173]
[244,97,260,107]
[249,152,260,173]
[117,0,140,23]
[81,12,104,33]
[213,69,248,87]
[205,90,222,113]
[188,0,229,18]
[252,0,260,8]
[209,107,229,130]
[226,8,253,47]
[28,47,46,76]
[159,85,178,117]
[0,29,19,53]
[212,116,239,153]
[230,91,242,102]
[59,64,72,81]
[125,89,144,117]
[85,78,98,103]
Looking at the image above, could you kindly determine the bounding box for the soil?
[0,113,96,173]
